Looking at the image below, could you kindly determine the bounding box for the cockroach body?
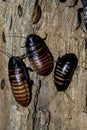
[25,34,54,76]
[31,4,41,24]
[8,56,32,107]
[54,53,78,91]
[69,0,87,31]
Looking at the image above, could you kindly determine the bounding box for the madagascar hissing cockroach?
[0,50,33,107]
[31,4,41,24]
[54,53,78,91]
[8,56,33,107]
[24,34,54,76]
[69,0,87,32]
[31,0,41,24]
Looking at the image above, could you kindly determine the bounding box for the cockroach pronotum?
[54,53,78,91]
[1,33,54,76]
[0,50,33,107]
[23,34,54,76]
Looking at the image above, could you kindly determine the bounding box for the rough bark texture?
[0,0,87,130]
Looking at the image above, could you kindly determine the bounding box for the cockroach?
[8,56,33,107]
[76,0,87,31]
[0,50,33,107]
[31,4,41,24]
[69,0,87,31]
[2,31,6,43]
[54,53,78,91]
[1,78,5,89]
[18,5,23,17]
[24,34,54,76]
[60,0,87,31]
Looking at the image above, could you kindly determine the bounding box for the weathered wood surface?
[0,0,87,130]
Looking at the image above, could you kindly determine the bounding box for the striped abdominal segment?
[54,62,71,86]
[26,34,54,76]
[54,53,78,91]
[30,51,53,76]
[28,41,54,76]
[9,67,30,107]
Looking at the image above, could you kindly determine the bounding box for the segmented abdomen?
[9,68,30,107]
[31,4,41,24]
[29,43,54,76]
[54,62,72,91]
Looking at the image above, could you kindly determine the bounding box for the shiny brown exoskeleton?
[9,56,32,107]
[54,53,78,91]
[25,34,54,76]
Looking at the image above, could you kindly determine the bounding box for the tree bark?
[0,0,87,130]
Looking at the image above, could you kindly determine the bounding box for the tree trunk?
[0,0,87,130]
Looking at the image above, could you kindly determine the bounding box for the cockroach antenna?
[0,49,12,58]
[1,31,26,40]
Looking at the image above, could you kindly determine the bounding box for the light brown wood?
[0,0,87,130]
